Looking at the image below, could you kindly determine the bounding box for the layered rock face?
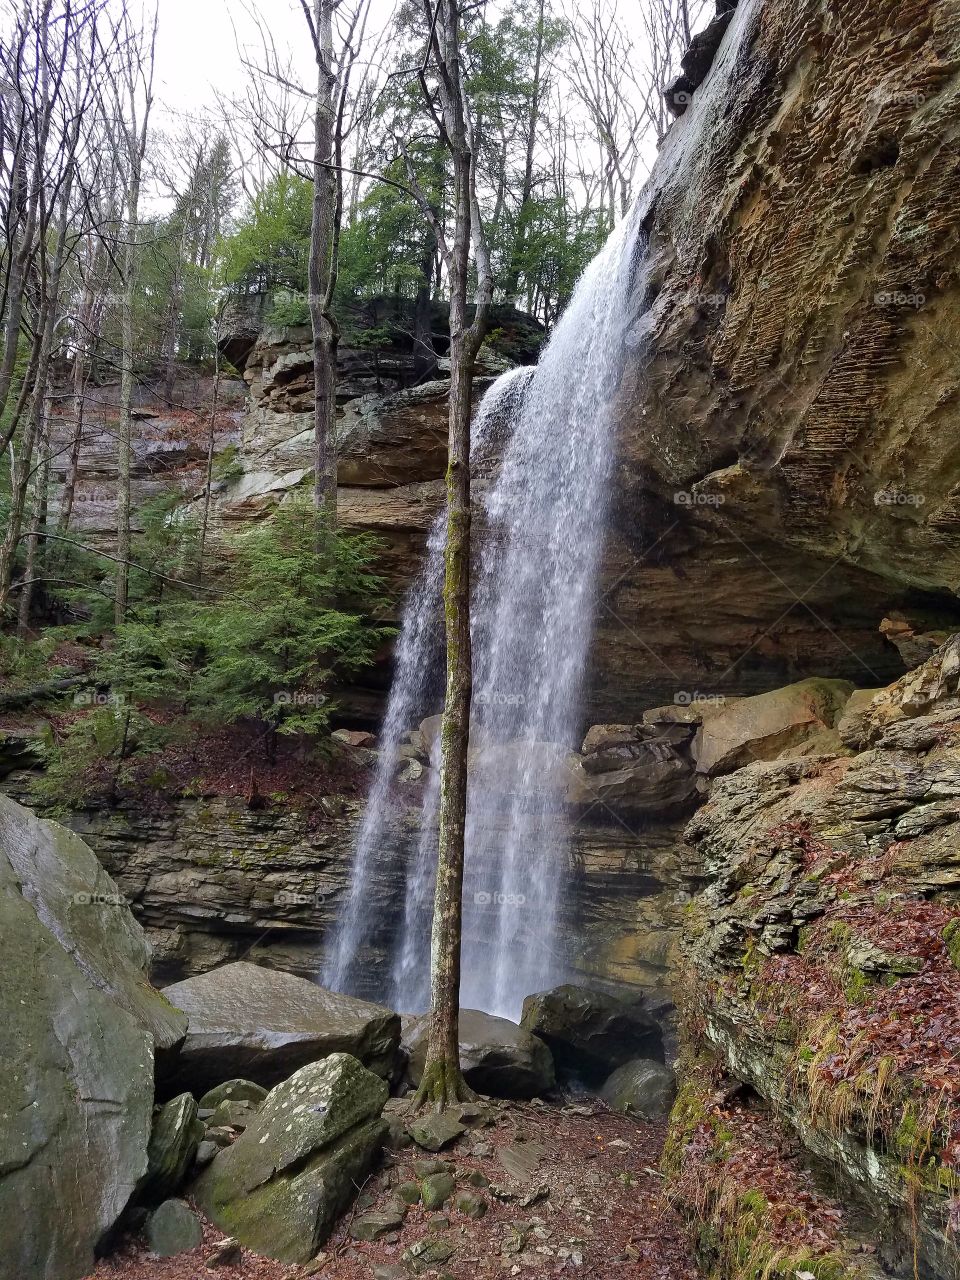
[0,767,693,1001]
[671,637,960,1278]
[589,0,960,719]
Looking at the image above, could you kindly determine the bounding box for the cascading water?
[323,366,533,999]
[326,204,650,1018]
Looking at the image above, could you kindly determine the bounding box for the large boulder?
[520,984,664,1085]
[192,1053,389,1263]
[0,795,181,1280]
[692,678,854,776]
[161,961,399,1095]
[403,1008,555,1099]
[600,1058,677,1120]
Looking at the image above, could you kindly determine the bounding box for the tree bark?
[308,0,339,523]
[413,0,492,1111]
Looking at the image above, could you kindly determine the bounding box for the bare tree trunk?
[307,0,339,523]
[412,0,492,1111]
[196,310,224,583]
[503,0,546,300]
[0,181,72,613]
[17,392,51,635]
[114,16,157,625]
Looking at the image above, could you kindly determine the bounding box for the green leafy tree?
[187,499,390,752]
[220,171,313,298]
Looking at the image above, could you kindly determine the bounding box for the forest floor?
[86,1099,698,1280]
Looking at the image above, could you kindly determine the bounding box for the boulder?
[161,962,399,1094]
[692,678,855,776]
[198,1079,268,1110]
[565,745,698,815]
[0,793,186,1056]
[520,984,663,1085]
[600,1059,677,1120]
[403,1008,555,1099]
[139,1093,205,1204]
[406,1110,467,1152]
[146,1199,203,1257]
[192,1053,388,1263]
[836,688,885,749]
[0,795,177,1280]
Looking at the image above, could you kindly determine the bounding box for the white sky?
[151,0,667,129]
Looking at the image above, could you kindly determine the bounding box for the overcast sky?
[151,0,668,127]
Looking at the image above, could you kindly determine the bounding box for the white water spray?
[326,206,650,1018]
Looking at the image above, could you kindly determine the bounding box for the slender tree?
[112,8,157,626]
[409,0,493,1110]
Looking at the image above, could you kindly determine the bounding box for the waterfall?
[326,205,650,1018]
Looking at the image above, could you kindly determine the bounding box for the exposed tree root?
[409,1055,477,1112]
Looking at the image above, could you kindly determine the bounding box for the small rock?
[147,1199,203,1257]
[332,728,377,749]
[427,1214,451,1231]
[519,1185,549,1208]
[413,1158,453,1178]
[462,1168,489,1187]
[421,1170,456,1209]
[194,1140,220,1169]
[350,1206,405,1242]
[497,1141,546,1183]
[407,1111,466,1151]
[198,1080,269,1110]
[206,1237,242,1268]
[470,1141,493,1158]
[456,1192,488,1219]
[209,1099,255,1130]
[401,1236,457,1274]
[371,1266,407,1280]
[204,1126,235,1148]
[397,1180,422,1204]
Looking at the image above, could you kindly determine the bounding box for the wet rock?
[139,1094,205,1204]
[162,962,399,1093]
[403,1008,555,1099]
[520,984,663,1084]
[146,1199,203,1257]
[192,1054,388,1264]
[599,1059,677,1120]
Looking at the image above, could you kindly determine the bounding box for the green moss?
[944,918,960,970]
[843,968,872,1003]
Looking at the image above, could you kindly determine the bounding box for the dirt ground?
[87,1099,698,1280]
